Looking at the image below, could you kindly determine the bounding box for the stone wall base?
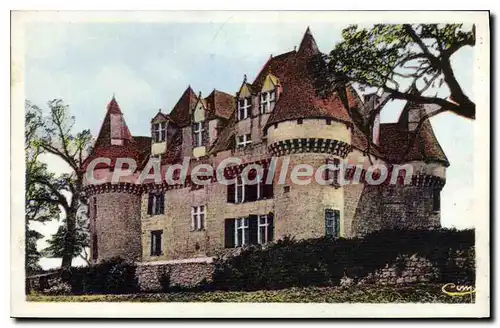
[136,257,214,292]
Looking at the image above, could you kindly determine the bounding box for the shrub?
[212,228,475,291]
[64,257,139,295]
[43,277,72,295]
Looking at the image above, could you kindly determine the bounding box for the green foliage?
[212,229,475,291]
[311,24,476,120]
[25,99,93,270]
[63,257,139,295]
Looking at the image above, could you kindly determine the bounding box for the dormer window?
[152,122,166,143]
[238,98,251,120]
[236,134,252,148]
[260,90,276,114]
[193,122,204,147]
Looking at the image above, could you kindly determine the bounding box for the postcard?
[11,10,490,318]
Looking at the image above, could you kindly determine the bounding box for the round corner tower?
[84,96,145,264]
[266,115,352,240]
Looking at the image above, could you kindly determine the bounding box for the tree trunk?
[61,210,77,269]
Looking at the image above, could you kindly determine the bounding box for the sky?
[24,21,475,269]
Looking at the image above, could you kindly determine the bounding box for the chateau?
[83,28,449,267]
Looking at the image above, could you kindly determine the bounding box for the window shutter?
[224,219,236,248]
[156,232,162,255]
[267,213,274,242]
[263,170,274,199]
[246,184,258,202]
[334,210,340,238]
[159,193,165,214]
[248,215,258,245]
[147,193,153,215]
[150,233,154,255]
[155,195,161,215]
[227,183,236,203]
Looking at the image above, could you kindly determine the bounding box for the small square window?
[326,119,332,125]
[284,186,290,193]
[297,118,303,125]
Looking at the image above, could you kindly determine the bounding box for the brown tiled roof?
[209,113,236,154]
[297,26,319,58]
[252,50,297,91]
[83,97,151,171]
[205,89,235,120]
[161,131,183,165]
[378,120,449,166]
[262,29,353,128]
[150,111,172,123]
[168,86,198,127]
[92,97,132,150]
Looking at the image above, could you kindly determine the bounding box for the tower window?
[150,230,163,256]
[193,122,204,147]
[325,158,341,187]
[152,122,166,143]
[191,205,206,231]
[238,98,251,120]
[325,209,340,238]
[147,193,165,216]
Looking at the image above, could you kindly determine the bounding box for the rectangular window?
[432,189,441,212]
[235,217,249,247]
[225,215,274,248]
[297,118,303,125]
[238,98,251,120]
[152,122,166,143]
[147,193,165,215]
[235,176,245,203]
[325,158,341,187]
[191,205,206,231]
[193,122,204,147]
[260,91,276,114]
[228,170,273,203]
[258,214,274,244]
[325,209,340,238]
[150,230,163,256]
[236,134,252,148]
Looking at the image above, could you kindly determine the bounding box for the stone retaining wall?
[361,254,439,285]
[136,257,214,292]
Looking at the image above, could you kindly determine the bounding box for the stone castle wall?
[94,191,142,263]
[136,258,213,291]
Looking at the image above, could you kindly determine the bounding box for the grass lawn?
[27,283,474,303]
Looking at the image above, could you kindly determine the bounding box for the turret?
[263,28,353,240]
[83,96,146,263]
